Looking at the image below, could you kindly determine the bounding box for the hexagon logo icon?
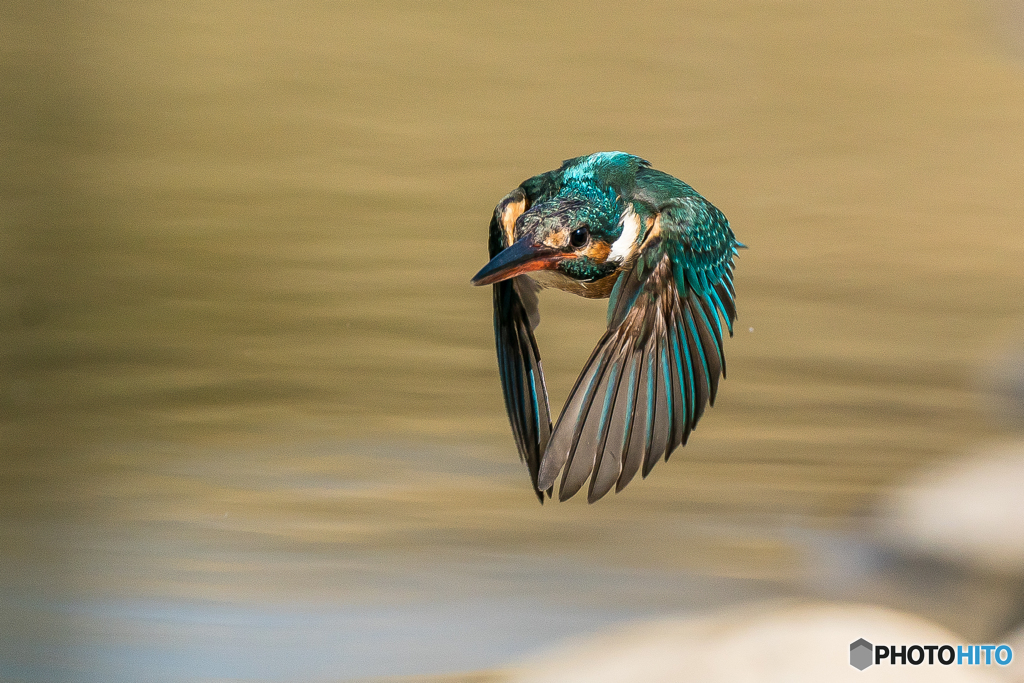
[850,638,873,670]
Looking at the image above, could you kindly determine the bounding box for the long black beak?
[471,236,558,286]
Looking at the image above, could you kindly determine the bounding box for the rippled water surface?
[3,1,1024,681]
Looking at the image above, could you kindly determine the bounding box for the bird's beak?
[471,236,560,286]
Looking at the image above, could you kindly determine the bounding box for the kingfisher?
[471,152,741,504]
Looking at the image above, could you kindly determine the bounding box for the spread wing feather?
[537,197,739,502]
[488,191,553,501]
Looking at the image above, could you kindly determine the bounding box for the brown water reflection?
[2,0,1024,680]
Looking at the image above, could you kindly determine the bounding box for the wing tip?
[532,485,553,504]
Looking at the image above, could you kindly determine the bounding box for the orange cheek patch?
[542,228,568,249]
[583,242,611,262]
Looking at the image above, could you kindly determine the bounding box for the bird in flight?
[471,152,741,503]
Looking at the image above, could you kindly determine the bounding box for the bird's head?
[471,185,640,289]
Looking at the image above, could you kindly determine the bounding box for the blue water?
[0,560,772,682]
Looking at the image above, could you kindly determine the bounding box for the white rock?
[879,443,1024,574]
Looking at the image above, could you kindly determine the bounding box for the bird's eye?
[569,227,589,248]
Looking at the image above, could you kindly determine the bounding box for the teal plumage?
[472,152,741,503]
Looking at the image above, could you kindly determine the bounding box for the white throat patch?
[609,205,641,263]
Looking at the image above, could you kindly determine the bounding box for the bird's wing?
[537,197,739,503]
[488,187,554,502]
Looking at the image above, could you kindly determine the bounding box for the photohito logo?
[850,639,873,670]
[850,639,1012,670]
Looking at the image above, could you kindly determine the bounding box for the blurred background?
[2,0,1024,681]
